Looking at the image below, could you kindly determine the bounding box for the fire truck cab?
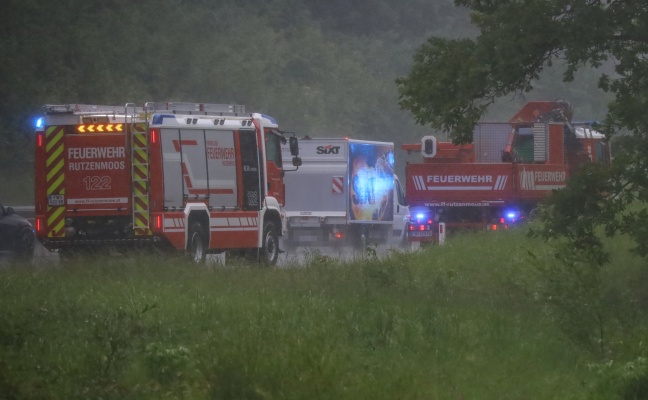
[34,102,299,264]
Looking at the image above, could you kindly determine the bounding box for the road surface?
[2,206,417,267]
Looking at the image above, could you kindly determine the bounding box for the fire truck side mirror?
[292,156,302,167]
[289,136,299,156]
[421,135,437,158]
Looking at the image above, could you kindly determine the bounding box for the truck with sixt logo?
[280,137,410,250]
[401,101,612,244]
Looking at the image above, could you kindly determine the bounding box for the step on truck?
[280,137,410,249]
[401,101,611,244]
[34,102,300,264]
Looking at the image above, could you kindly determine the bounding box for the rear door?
[64,126,130,214]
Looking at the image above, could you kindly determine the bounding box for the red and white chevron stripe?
[332,176,344,193]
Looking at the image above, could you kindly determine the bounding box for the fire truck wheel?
[187,222,206,263]
[261,222,279,266]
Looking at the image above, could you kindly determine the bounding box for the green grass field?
[1,227,647,399]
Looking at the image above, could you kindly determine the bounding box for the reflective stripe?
[45,126,65,237]
[132,123,151,235]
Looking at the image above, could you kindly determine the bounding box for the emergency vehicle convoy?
[34,102,300,264]
[401,101,611,244]
[280,137,410,249]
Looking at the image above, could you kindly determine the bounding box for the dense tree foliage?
[397,0,648,259]
[1,0,472,200]
[0,0,610,202]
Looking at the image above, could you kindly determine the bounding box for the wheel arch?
[186,208,210,250]
[262,208,282,235]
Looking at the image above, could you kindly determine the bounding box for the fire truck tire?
[187,222,206,263]
[261,221,279,266]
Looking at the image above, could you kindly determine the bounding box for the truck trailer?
[34,102,300,264]
[281,137,410,249]
[401,101,611,244]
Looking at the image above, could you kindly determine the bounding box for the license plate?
[409,231,433,238]
[48,195,65,206]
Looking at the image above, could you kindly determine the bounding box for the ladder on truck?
[125,103,152,236]
[143,101,246,116]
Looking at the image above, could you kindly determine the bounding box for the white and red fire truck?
[34,102,300,264]
[401,101,612,244]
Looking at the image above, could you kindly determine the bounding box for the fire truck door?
[161,128,239,209]
[265,134,285,205]
[178,129,209,202]
[160,128,186,208]
[239,130,261,210]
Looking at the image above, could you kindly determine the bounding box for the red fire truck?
[34,102,300,264]
[401,101,611,243]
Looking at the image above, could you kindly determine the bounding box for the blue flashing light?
[151,114,176,125]
[416,213,425,220]
[261,114,278,125]
[504,209,523,222]
[35,117,44,129]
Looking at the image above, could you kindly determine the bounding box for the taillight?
[35,217,43,233]
[150,128,159,144]
[36,131,44,147]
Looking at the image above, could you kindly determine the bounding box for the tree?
[396,0,648,259]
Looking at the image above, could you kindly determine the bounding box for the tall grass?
[0,227,646,399]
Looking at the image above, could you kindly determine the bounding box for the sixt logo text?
[316,145,341,154]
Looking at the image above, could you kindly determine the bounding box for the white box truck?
[281,137,410,249]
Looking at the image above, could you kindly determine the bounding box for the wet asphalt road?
[2,207,417,268]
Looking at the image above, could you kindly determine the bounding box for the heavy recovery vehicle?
[401,101,611,244]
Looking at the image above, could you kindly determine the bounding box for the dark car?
[0,203,35,261]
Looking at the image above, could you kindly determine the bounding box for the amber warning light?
[77,123,124,133]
